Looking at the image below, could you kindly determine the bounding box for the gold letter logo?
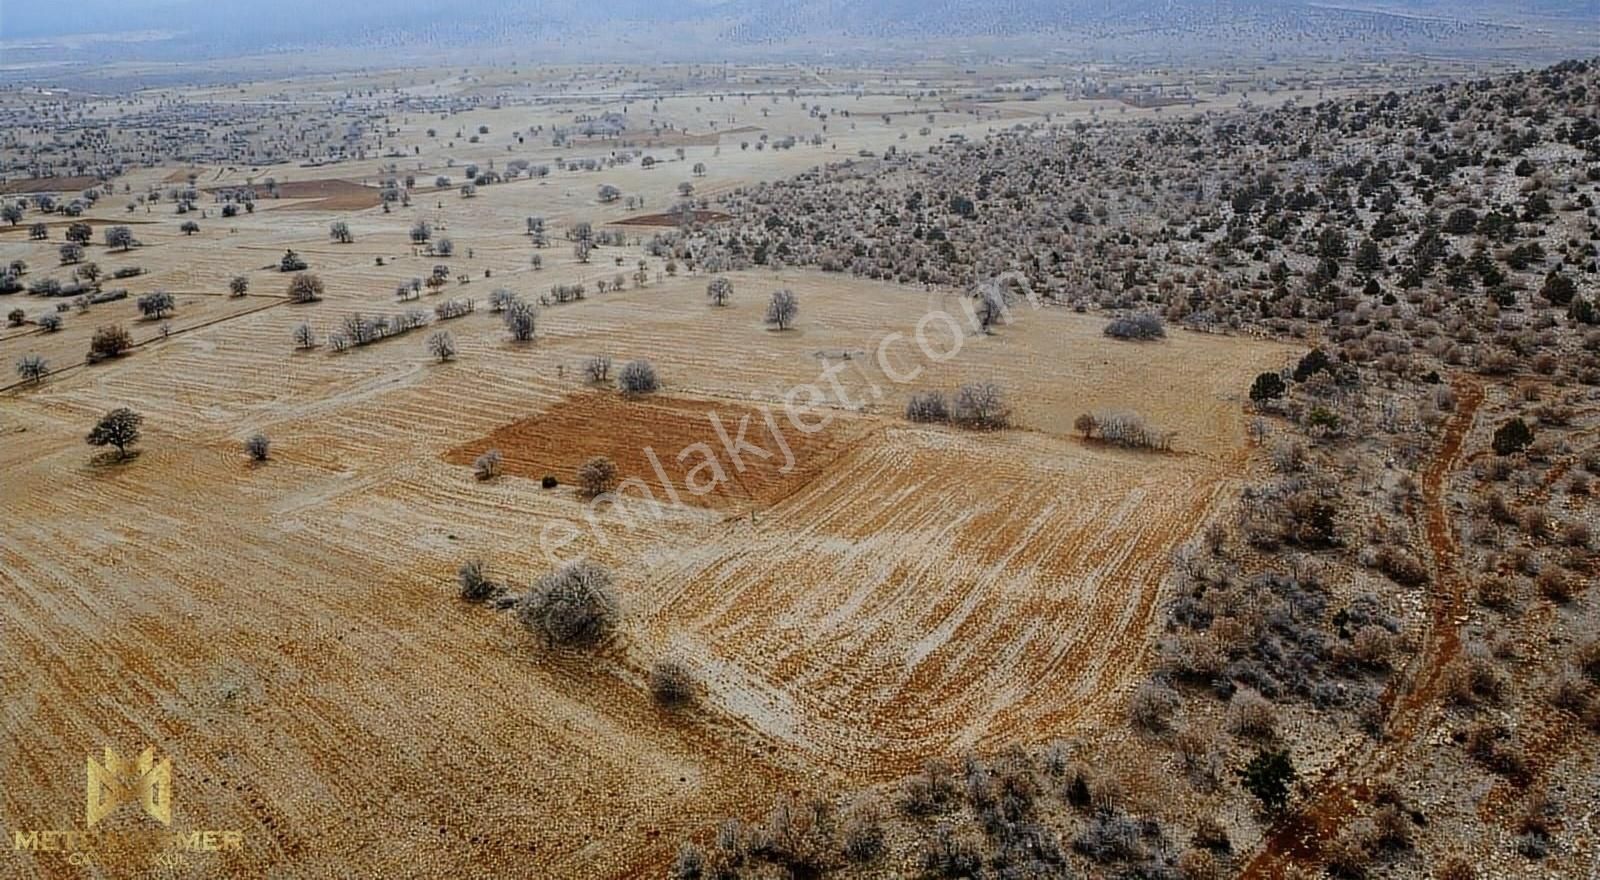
[86,747,172,827]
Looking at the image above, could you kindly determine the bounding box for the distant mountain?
[2,0,1595,66]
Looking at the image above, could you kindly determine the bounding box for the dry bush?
[905,390,949,423]
[950,382,1009,429]
[1463,719,1525,778]
[649,659,697,708]
[517,560,620,649]
[1536,568,1575,603]
[1475,576,1518,611]
[1226,688,1278,740]
[1349,625,1396,669]
[1323,826,1373,878]
[1435,855,1477,880]
[1191,815,1231,853]
[900,759,959,816]
[577,455,619,497]
[1371,804,1411,850]
[1129,679,1180,732]
[457,559,500,602]
[287,273,324,302]
[840,798,885,863]
[1375,545,1428,585]
[473,448,502,481]
[617,359,659,394]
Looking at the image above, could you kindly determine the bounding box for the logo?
[86,747,172,827]
[11,746,243,870]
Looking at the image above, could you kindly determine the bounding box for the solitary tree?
[15,354,47,384]
[58,243,84,265]
[230,275,249,296]
[89,325,133,360]
[765,289,798,330]
[66,222,93,244]
[329,221,353,244]
[618,359,659,394]
[577,455,619,496]
[706,276,733,306]
[410,220,432,243]
[287,274,324,303]
[137,291,175,319]
[292,323,317,349]
[179,220,200,236]
[584,355,612,383]
[104,226,134,250]
[1,202,23,225]
[427,330,457,362]
[504,302,537,341]
[86,408,143,460]
[517,560,620,649]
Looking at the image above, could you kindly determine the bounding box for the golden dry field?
[1,73,1305,878]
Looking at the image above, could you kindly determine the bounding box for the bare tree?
[765,289,798,330]
[474,449,503,481]
[427,330,457,362]
[905,390,949,422]
[287,274,324,303]
[951,382,1009,429]
[229,275,249,297]
[618,359,659,394]
[504,301,537,341]
[577,456,619,496]
[15,354,47,384]
[292,323,317,349]
[517,560,620,649]
[329,221,353,243]
[584,355,612,383]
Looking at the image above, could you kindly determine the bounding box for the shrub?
[649,660,697,708]
[1104,312,1165,340]
[1129,679,1180,732]
[474,449,502,481]
[1375,546,1428,585]
[618,359,659,394]
[457,559,500,602]
[245,433,270,462]
[577,456,619,497]
[1492,418,1533,456]
[841,800,885,863]
[1250,371,1286,402]
[1227,688,1277,739]
[1239,748,1295,813]
[37,313,61,332]
[541,475,558,489]
[518,560,620,649]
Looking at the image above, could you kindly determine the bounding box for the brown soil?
[0,176,100,195]
[444,390,858,509]
[611,210,732,227]
[205,179,380,211]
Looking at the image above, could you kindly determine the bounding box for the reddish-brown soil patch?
[206,179,379,211]
[612,210,732,227]
[0,176,100,195]
[444,391,857,509]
